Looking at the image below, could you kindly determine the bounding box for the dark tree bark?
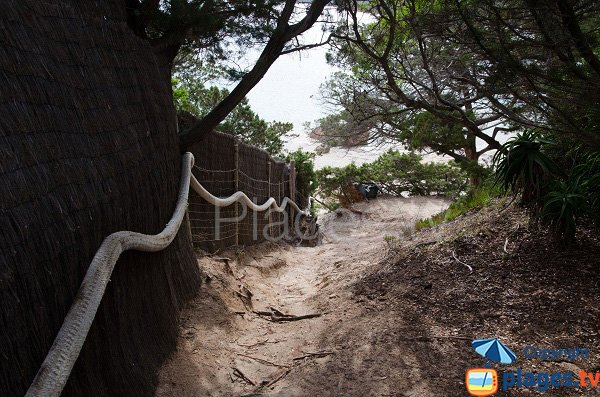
[0,1,199,395]
[555,0,600,77]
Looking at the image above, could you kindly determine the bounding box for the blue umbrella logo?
[472,338,517,364]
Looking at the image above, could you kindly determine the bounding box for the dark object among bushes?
[317,150,467,208]
[355,183,380,201]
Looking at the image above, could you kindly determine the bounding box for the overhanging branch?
[179,0,331,150]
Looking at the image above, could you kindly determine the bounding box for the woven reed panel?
[0,2,199,395]
[188,132,294,250]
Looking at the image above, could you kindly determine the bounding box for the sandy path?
[156,197,449,397]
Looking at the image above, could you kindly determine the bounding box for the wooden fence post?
[289,161,296,232]
[267,160,272,238]
[234,140,239,246]
[279,177,283,237]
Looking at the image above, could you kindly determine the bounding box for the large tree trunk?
[463,89,481,187]
[0,1,200,395]
[464,136,481,187]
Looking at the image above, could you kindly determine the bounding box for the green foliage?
[309,110,373,152]
[172,77,292,156]
[415,183,504,230]
[541,179,586,241]
[400,111,469,154]
[319,3,506,176]
[493,133,600,240]
[457,159,491,182]
[316,163,363,207]
[149,1,280,69]
[540,150,600,239]
[285,149,317,212]
[316,70,491,182]
[316,150,467,207]
[492,131,560,205]
[573,152,600,223]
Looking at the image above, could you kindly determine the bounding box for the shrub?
[541,179,586,241]
[492,131,559,205]
[493,132,600,240]
[285,149,317,213]
[415,182,504,230]
[316,150,467,208]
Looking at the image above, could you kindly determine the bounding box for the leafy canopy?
[316,150,467,207]
[172,77,292,157]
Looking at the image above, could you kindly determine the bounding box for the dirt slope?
[156,196,599,397]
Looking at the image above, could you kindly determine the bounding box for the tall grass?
[415,183,504,230]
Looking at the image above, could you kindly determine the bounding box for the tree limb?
[179,0,331,149]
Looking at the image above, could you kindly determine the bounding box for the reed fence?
[26,152,307,396]
[188,131,297,252]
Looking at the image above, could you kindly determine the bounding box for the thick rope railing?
[26,153,306,397]
[25,153,195,397]
[190,172,305,215]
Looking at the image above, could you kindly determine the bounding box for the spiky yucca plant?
[541,179,586,240]
[493,131,560,205]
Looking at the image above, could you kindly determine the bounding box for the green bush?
[415,182,504,230]
[539,151,600,240]
[285,149,317,214]
[572,151,600,225]
[492,131,559,205]
[493,132,600,240]
[541,179,586,240]
[316,150,467,207]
